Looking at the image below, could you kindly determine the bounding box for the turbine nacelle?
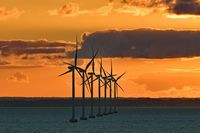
[79,69,85,73]
[68,66,74,69]
[95,75,101,78]
[88,72,95,75]
[102,76,108,80]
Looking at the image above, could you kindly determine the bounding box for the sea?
[0,107,200,133]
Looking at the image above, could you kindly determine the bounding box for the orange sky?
[1,57,200,98]
[0,0,200,41]
[1,0,200,97]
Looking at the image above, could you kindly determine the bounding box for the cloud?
[48,2,126,17]
[114,4,156,16]
[111,0,200,17]
[0,39,74,56]
[133,71,200,92]
[170,0,200,15]
[48,1,200,17]
[0,39,76,68]
[166,14,200,19]
[109,0,170,16]
[48,2,91,17]
[78,29,200,58]
[7,72,29,83]
[119,0,173,7]
[113,0,170,16]
[0,7,24,20]
[96,3,114,16]
[0,59,10,65]
[49,1,158,17]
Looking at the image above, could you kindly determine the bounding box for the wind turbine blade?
[117,72,126,81]
[105,70,115,77]
[100,78,104,84]
[116,82,124,92]
[75,66,84,72]
[102,67,107,77]
[92,59,95,73]
[92,48,95,73]
[93,77,98,82]
[86,76,99,84]
[94,73,98,78]
[80,79,90,92]
[85,73,91,89]
[58,69,72,77]
[85,83,90,92]
[100,84,104,88]
[94,49,99,57]
[111,59,113,76]
[85,49,98,71]
[63,62,74,66]
[92,49,99,73]
[80,75,91,92]
[100,53,103,76]
[83,75,91,84]
[106,71,111,77]
[85,77,98,85]
[106,73,117,80]
[75,69,83,78]
[74,35,78,66]
[85,57,94,70]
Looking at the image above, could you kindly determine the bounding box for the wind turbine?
[92,55,104,117]
[87,48,98,118]
[108,59,114,114]
[113,72,125,113]
[101,60,117,115]
[78,51,98,120]
[81,48,98,118]
[58,36,81,123]
[101,67,110,115]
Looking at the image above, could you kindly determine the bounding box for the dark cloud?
[170,0,200,15]
[119,0,172,7]
[115,0,200,15]
[7,72,29,83]
[0,39,76,68]
[0,39,74,56]
[78,29,200,58]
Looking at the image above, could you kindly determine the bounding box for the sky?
[1,0,200,97]
[1,0,200,41]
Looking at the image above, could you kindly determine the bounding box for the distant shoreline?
[1,97,200,107]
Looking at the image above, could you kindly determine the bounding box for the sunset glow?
[1,0,200,98]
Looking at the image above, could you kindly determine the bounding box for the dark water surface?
[0,107,200,133]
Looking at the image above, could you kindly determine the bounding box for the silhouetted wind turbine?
[113,72,125,113]
[104,59,117,114]
[87,48,98,118]
[58,36,81,123]
[108,59,114,114]
[77,55,96,120]
[78,51,98,120]
[103,60,116,115]
[92,55,104,117]
[102,67,109,115]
